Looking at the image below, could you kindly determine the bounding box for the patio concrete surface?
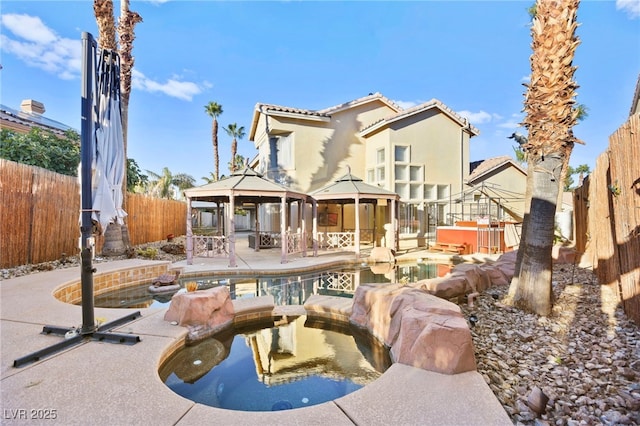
[1,245,511,425]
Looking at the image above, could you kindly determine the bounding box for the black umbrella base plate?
[13,311,142,368]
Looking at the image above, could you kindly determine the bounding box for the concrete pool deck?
[1,246,511,425]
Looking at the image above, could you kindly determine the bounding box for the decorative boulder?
[164,286,234,331]
[350,283,476,375]
[368,247,395,263]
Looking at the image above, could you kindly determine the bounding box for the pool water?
[89,262,453,309]
[159,315,391,411]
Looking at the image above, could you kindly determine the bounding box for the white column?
[228,194,236,267]
[280,195,287,263]
[186,198,193,265]
[354,197,360,257]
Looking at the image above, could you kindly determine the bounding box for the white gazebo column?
[280,195,287,263]
[301,199,307,257]
[312,199,318,256]
[254,201,260,252]
[354,196,360,257]
[228,194,237,267]
[186,198,193,265]
[391,198,397,251]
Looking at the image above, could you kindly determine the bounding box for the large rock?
[350,284,476,374]
[164,286,234,330]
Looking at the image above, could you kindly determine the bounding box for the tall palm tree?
[224,123,246,173]
[508,0,581,316]
[204,102,223,180]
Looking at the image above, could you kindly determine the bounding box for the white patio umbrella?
[92,49,127,233]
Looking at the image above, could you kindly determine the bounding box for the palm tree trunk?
[231,138,237,173]
[213,119,219,180]
[511,154,563,315]
[93,0,116,50]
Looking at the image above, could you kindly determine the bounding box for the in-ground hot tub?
[158,314,391,411]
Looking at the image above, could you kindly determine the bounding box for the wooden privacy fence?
[574,114,640,325]
[0,159,187,268]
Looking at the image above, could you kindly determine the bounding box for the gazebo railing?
[286,231,305,254]
[316,231,355,249]
[343,228,374,243]
[193,235,228,258]
[318,271,357,294]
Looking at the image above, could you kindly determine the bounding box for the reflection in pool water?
[158,315,392,411]
[88,262,454,309]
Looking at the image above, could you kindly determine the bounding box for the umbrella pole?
[80,31,97,335]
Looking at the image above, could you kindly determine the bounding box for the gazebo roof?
[311,171,399,202]
[184,167,308,203]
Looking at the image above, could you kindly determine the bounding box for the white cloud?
[457,110,495,125]
[2,13,207,100]
[132,69,205,101]
[0,14,81,79]
[616,0,640,19]
[1,14,57,44]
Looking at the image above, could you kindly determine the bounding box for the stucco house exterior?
[248,93,480,246]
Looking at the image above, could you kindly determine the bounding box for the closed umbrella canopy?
[92,50,127,233]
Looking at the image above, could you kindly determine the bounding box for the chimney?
[20,100,45,115]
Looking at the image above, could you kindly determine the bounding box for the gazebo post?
[312,199,318,256]
[301,199,307,257]
[373,201,378,247]
[254,201,260,252]
[280,195,287,263]
[228,194,237,267]
[355,196,360,257]
[391,198,397,251]
[186,198,193,265]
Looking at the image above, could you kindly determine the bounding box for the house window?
[410,165,422,182]
[395,145,409,162]
[277,134,293,169]
[376,166,385,181]
[367,169,375,183]
[395,165,408,181]
[376,148,385,164]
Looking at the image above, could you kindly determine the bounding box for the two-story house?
[248,93,479,244]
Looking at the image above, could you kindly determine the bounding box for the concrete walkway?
[1,245,510,425]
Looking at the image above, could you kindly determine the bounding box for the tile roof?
[359,98,480,137]
[316,92,401,115]
[254,103,329,118]
[467,155,526,183]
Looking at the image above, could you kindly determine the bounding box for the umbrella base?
[13,311,142,368]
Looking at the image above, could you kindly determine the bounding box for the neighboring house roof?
[467,155,526,184]
[358,98,480,138]
[630,73,640,117]
[311,170,400,202]
[184,166,308,203]
[0,104,74,136]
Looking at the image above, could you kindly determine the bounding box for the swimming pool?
[159,315,391,411]
[88,262,452,309]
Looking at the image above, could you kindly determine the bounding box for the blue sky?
[1,1,639,185]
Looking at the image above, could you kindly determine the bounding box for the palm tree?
[146,167,195,200]
[228,154,246,173]
[507,0,581,316]
[224,123,246,173]
[204,102,223,180]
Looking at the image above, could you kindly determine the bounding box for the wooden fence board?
[1,160,187,268]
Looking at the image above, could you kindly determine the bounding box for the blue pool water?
[159,315,391,411]
[90,262,452,309]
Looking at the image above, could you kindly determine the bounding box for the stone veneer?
[53,262,171,304]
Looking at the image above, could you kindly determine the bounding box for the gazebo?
[184,167,313,266]
[310,170,400,256]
